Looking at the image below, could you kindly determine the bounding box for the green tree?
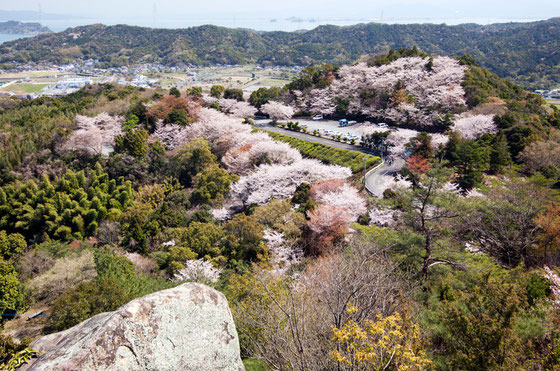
[224,88,244,101]
[0,259,25,315]
[0,335,31,366]
[171,138,217,187]
[489,131,512,174]
[127,101,148,124]
[168,222,227,263]
[122,114,139,131]
[424,265,548,370]
[443,130,462,164]
[455,140,488,190]
[187,86,202,97]
[249,87,281,108]
[210,85,225,98]
[398,166,461,278]
[0,231,26,260]
[114,128,149,158]
[224,214,266,264]
[48,249,173,332]
[120,202,159,253]
[163,109,189,126]
[191,165,239,205]
[407,132,433,159]
[169,87,181,97]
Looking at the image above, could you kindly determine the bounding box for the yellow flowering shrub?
[331,305,431,370]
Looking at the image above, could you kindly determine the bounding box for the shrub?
[263,130,378,173]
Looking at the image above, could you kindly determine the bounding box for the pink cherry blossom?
[452,113,497,140]
[295,56,466,128]
[261,101,295,121]
[231,159,351,206]
[60,112,123,155]
[173,259,222,284]
[263,229,303,275]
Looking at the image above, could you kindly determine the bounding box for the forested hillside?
[1,18,559,88]
[1,49,560,369]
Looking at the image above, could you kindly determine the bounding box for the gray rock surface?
[21,283,245,371]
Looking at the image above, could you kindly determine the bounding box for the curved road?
[364,157,406,197]
[253,121,405,197]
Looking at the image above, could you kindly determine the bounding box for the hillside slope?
[1,18,559,88]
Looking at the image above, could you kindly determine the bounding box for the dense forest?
[0,49,560,369]
[0,18,560,88]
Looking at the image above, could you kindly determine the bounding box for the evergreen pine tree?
[490,131,511,174]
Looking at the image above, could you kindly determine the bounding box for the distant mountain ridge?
[0,20,51,34]
[0,18,559,88]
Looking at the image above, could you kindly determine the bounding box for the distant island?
[0,20,51,34]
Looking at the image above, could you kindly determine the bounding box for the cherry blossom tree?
[210,207,233,222]
[222,140,302,175]
[542,266,560,311]
[229,101,258,119]
[386,175,413,190]
[261,101,294,122]
[231,159,351,206]
[154,108,251,149]
[452,113,497,140]
[369,207,399,227]
[304,179,367,253]
[296,56,466,128]
[60,112,123,155]
[263,229,303,275]
[173,259,222,284]
[386,128,420,153]
[307,205,352,253]
[309,179,366,221]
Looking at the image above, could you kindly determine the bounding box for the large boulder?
[21,283,245,371]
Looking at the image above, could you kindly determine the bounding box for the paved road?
[253,121,372,154]
[253,121,406,197]
[364,157,406,197]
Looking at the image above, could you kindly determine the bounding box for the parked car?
[312,115,324,120]
[339,118,348,127]
[378,122,388,128]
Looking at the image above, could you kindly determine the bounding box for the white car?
[312,115,324,120]
[378,123,388,128]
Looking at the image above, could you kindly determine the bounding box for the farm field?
[8,83,50,94]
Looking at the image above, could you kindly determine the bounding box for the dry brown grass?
[1,305,50,342]
[470,96,508,116]
[86,95,131,116]
[27,249,96,305]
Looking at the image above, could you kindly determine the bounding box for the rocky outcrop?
[21,283,245,371]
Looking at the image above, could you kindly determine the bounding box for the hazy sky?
[1,0,559,30]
